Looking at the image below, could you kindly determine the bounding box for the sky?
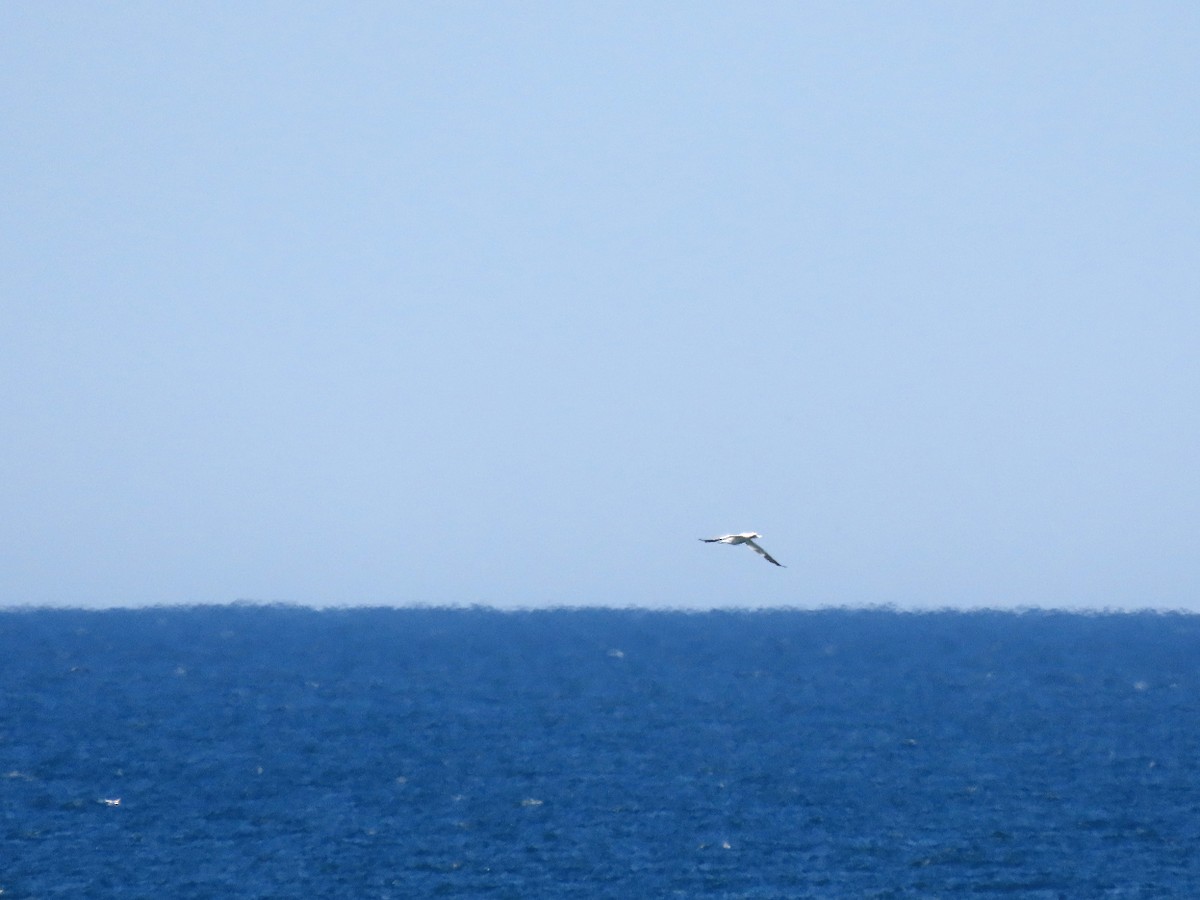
[2,2,1197,611]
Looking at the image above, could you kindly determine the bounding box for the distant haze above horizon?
[3,4,1197,610]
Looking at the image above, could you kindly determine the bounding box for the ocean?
[2,605,1198,898]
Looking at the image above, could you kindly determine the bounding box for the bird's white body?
[700,532,784,567]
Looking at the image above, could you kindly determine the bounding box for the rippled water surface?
[3,606,1199,897]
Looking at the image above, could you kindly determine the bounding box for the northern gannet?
[700,532,784,567]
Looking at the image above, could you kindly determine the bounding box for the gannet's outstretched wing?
[744,538,784,567]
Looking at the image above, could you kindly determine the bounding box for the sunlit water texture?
[3,606,1199,897]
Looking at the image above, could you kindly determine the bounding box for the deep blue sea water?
[3,606,1200,898]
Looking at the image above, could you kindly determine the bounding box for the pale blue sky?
[2,3,1197,609]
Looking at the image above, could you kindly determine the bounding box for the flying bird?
[700,532,784,567]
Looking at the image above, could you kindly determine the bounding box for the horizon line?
[1,600,1196,616]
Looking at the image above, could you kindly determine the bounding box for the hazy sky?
[3,3,1197,610]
